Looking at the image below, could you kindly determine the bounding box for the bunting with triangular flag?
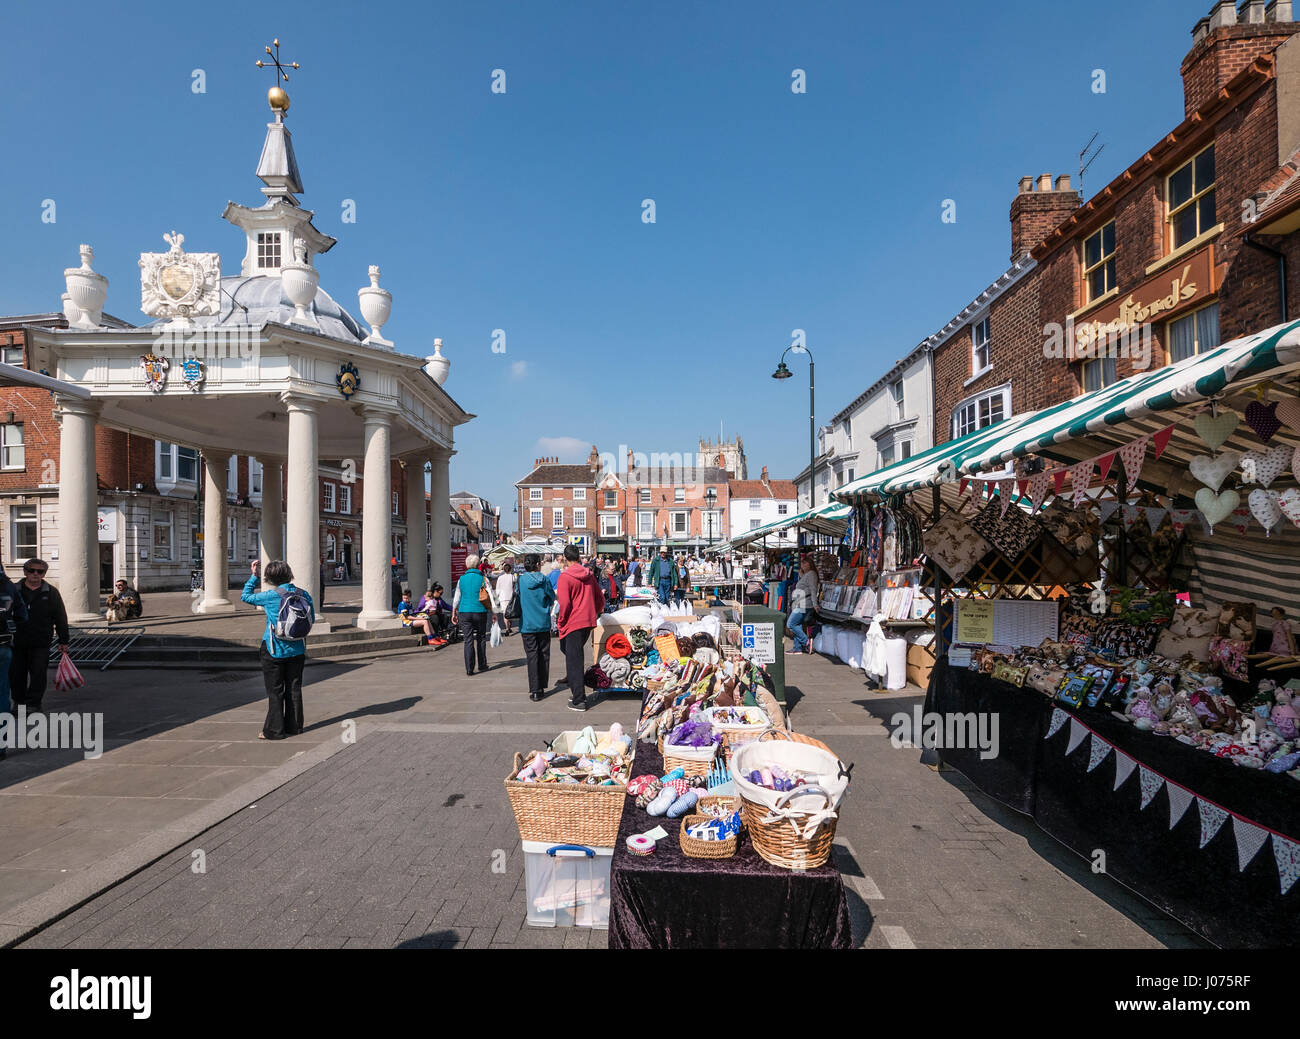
[1273,835,1300,896]
[1232,815,1270,872]
[1112,750,1137,790]
[1118,434,1150,493]
[1198,799,1229,848]
[1099,500,1121,524]
[1028,473,1051,515]
[998,478,1015,518]
[1069,459,1093,507]
[1096,452,1116,483]
[1086,732,1112,773]
[1123,504,1142,530]
[1052,469,1068,495]
[1152,423,1176,460]
[1170,508,1197,535]
[1046,708,1068,739]
[1167,783,1195,830]
[1138,765,1164,809]
[1065,718,1089,756]
[1145,507,1168,535]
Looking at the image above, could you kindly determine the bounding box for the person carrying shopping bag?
[517,554,556,701]
[451,555,496,675]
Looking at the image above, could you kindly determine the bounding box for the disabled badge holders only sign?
[741,623,776,665]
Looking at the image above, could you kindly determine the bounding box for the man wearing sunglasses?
[9,558,69,713]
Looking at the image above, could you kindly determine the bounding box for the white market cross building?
[18,76,473,629]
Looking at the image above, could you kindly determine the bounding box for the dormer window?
[257,232,282,269]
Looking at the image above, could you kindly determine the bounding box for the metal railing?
[48,626,145,671]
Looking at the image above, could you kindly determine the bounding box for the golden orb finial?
[268,85,290,112]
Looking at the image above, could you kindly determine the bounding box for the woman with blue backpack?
[243,559,315,740]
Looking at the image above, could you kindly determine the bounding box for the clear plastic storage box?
[521,841,614,928]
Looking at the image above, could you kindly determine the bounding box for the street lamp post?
[772,344,815,509]
[704,486,717,550]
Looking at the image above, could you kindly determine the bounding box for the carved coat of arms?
[182,357,205,392]
[140,353,170,393]
[139,231,221,321]
[337,361,361,400]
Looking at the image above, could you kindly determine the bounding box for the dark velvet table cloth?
[926,658,1300,948]
[607,741,852,949]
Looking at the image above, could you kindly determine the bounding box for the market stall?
[831,317,1300,947]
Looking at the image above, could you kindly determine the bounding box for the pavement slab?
[3,622,1207,949]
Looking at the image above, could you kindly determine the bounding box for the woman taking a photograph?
[451,555,496,675]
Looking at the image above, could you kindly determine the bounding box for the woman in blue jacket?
[451,554,495,676]
[242,559,315,740]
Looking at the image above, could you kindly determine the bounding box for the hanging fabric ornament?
[1245,396,1281,442]
[1198,798,1229,848]
[1194,400,1238,451]
[1069,459,1092,507]
[1276,397,1300,436]
[1152,424,1177,459]
[1095,452,1116,483]
[1279,488,1300,529]
[1273,835,1300,896]
[1248,488,1282,535]
[1166,783,1195,830]
[1118,435,1150,494]
[1232,815,1270,872]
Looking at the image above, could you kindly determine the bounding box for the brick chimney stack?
[1009,174,1082,261]
[1181,0,1297,116]
[760,465,770,487]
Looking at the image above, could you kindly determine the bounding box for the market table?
[926,658,1300,948]
[607,740,852,949]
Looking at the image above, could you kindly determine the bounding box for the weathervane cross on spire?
[255,38,300,116]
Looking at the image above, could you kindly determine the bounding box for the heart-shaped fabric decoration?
[1188,451,1243,493]
[1280,488,1300,527]
[1276,398,1300,435]
[1194,411,1239,450]
[1245,400,1281,442]
[1240,444,1291,488]
[1195,487,1239,529]
[1248,488,1282,532]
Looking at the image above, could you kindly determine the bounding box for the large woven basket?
[504,747,634,847]
[758,727,832,754]
[731,740,848,870]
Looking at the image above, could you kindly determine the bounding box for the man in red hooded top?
[556,545,605,712]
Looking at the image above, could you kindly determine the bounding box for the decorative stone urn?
[61,292,84,327]
[64,244,107,329]
[280,238,319,329]
[424,338,450,385]
[357,265,393,347]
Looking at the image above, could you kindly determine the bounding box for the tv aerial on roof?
[1079,132,1106,200]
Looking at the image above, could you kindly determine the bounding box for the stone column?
[199,450,234,613]
[284,394,329,631]
[359,407,400,629]
[403,453,429,599]
[258,456,285,590]
[56,396,103,622]
[428,447,452,588]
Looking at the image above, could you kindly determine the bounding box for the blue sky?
[1,0,1204,520]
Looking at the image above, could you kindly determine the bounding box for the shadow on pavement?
[307,696,424,732]
[396,929,461,949]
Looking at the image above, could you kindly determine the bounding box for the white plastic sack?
[490,621,503,647]
[884,635,908,690]
[863,615,888,677]
[599,605,653,628]
[844,632,864,671]
[835,629,852,663]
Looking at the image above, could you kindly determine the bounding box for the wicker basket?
[661,740,718,778]
[703,706,770,751]
[679,813,739,859]
[696,794,739,817]
[758,727,832,754]
[504,747,635,847]
[739,786,838,869]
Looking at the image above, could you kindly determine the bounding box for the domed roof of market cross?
[145,275,367,345]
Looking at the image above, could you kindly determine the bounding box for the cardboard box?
[906,641,935,690]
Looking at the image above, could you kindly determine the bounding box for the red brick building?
[933,2,1300,443]
[625,455,730,554]
[515,455,600,553]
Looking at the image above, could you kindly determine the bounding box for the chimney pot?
[1055,174,1072,192]
[1209,0,1236,29]
[1243,0,1266,22]
[1265,0,1293,20]
[1037,173,1052,191]
[1193,15,1210,40]
[1018,176,1033,193]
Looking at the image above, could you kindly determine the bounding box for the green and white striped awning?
[729,501,852,548]
[834,318,1300,501]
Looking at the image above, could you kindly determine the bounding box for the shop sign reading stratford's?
[1055,244,1218,362]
